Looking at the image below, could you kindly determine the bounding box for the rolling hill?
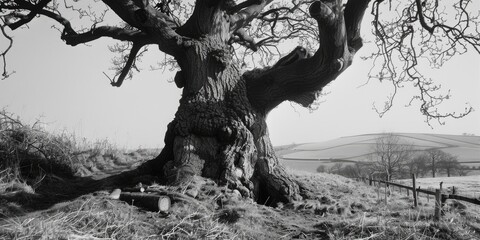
[277,133,480,173]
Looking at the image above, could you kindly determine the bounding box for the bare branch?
[230,28,258,51]
[6,0,51,30]
[0,21,14,79]
[344,0,371,52]
[414,0,433,34]
[228,0,261,14]
[232,0,319,69]
[0,0,190,84]
[1,0,76,34]
[109,43,143,87]
[101,0,187,56]
[245,0,361,112]
[229,0,274,32]
[61,26,149,46]
[368,0,479,122]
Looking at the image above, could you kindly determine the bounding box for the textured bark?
[137,0,370,205]
[137,34,304,203]
[147,53,301,202]
[146,78,302,204]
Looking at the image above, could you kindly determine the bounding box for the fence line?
[356,174,480,221]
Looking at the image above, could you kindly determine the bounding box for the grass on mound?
[0,194,237,239]
[0,110,159,216]
[0,109,160,181]
[0,109,78,189]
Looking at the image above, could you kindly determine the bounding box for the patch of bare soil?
[74,148,160,179]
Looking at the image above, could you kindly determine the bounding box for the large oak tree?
[1,0,478,204]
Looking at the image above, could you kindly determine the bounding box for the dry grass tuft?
[0,109,77,183]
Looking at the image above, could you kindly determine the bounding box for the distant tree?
[406,154,429,177]
[438,153,461,177]
[369,133,413,181]
[316,165,326,173]
[338,163,367,178]
[419,149,449,178]
[456,166,470,177]
[328,163,344,175]
[338,165,358,178]
[1,0,478,204]
[356,162,373,178]
[325,162,364,178]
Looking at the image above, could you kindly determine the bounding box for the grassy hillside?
[278,133,480,173]
[1,113,479,239]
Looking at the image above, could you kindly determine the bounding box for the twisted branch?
[369,0,478,122]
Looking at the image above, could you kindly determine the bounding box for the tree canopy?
[1,0,478,120]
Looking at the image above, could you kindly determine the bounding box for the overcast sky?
[1,6,479,149]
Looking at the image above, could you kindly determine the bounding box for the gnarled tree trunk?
[146,36,302,204]
[135,0,370,205]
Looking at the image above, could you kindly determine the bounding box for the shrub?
[0,109,77,186]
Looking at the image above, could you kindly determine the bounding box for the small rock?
[6,182,34,194]
[235,168,243,178]
[186,188,199,198]
[232,189,242,199]
[109,189,121,199]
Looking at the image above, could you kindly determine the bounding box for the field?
[278,133,480,174]
[396,175,480,199]
[1,115,480,239]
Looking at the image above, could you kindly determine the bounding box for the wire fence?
[355,174,480,221]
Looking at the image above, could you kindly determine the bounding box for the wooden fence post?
[441,194,447,216]
[384,177,388,204]
[434,189,441,221]
[452,186,456,195]
[412,174,418,208]
[369,175,372,186]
